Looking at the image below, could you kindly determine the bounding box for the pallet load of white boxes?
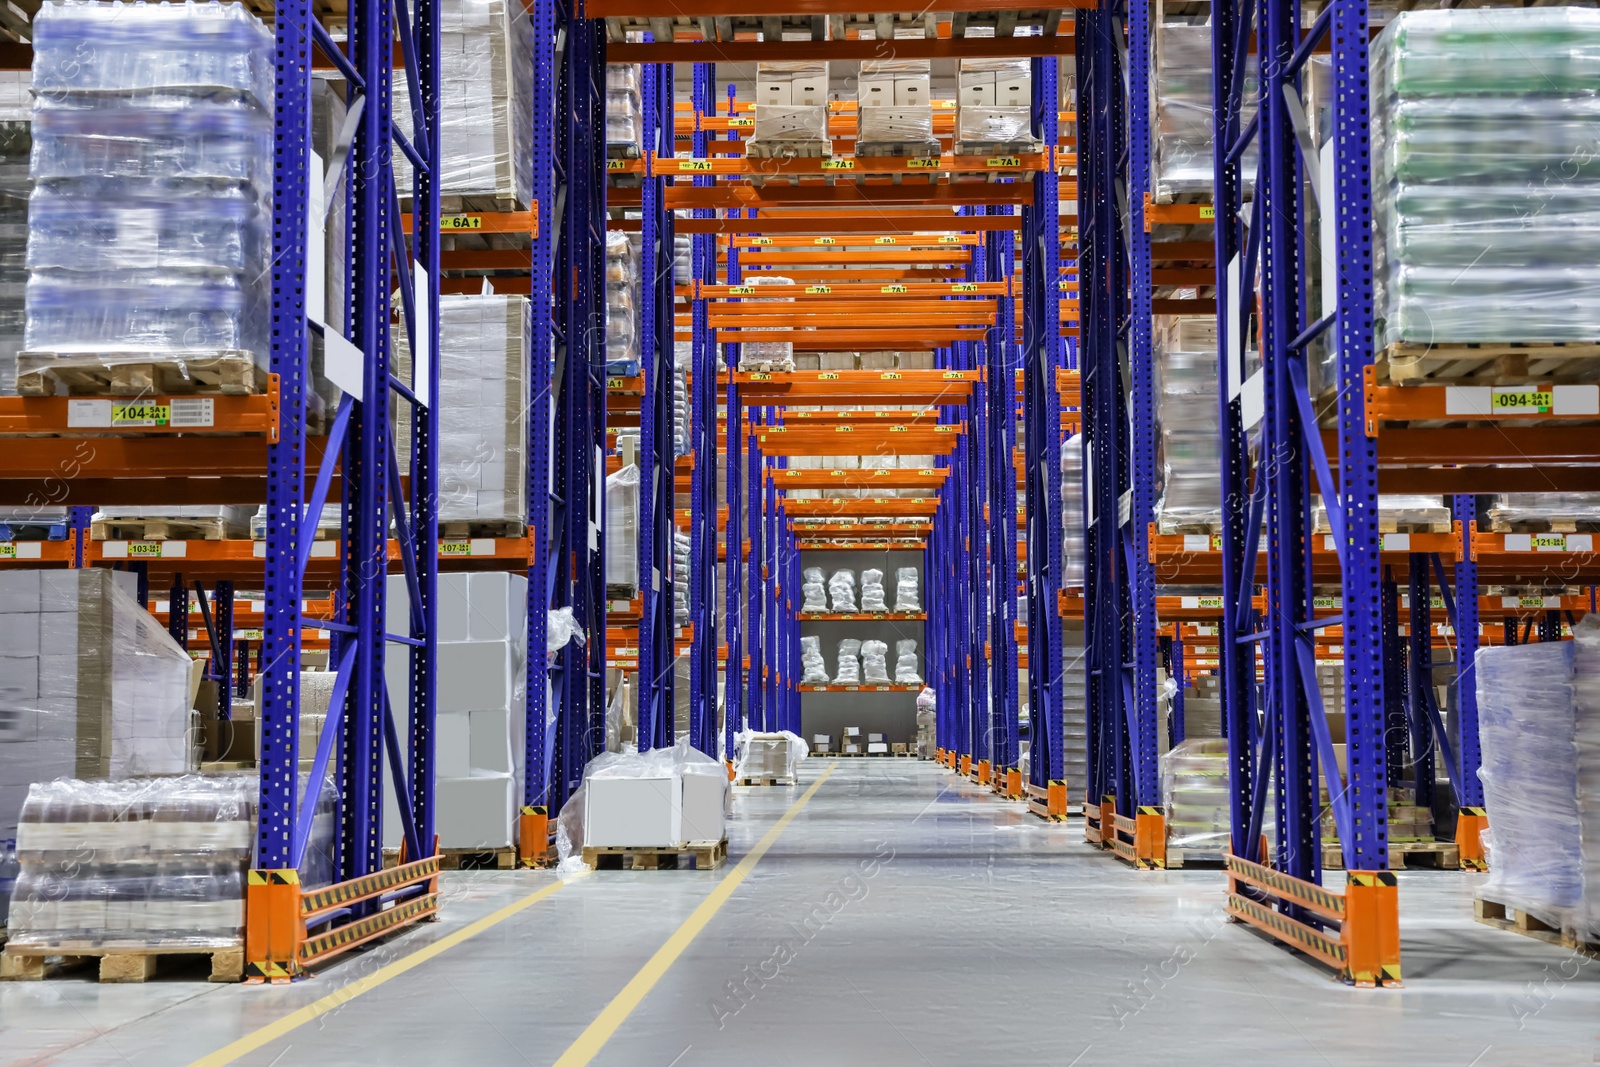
[954,57,1039,155]
[856,59,937,158]
[556,742,729,870]
[749,61,829,159]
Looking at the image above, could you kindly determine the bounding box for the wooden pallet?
[1313,518,1452,535]
[746,141,831,160]
[1486,517,1600,534]
[855,140,944,159]
[582,838,727,871]
[91,516,243,542]
[1165,848,1227,870]
[2,942,243,983]
[1322,839,1460,870]
[1379,341,1600,386]
[16,354,268,397]
[438,520,527,540]
[736,776,796,787]
[381,846,517,871]
[1475,898,1600,956]
[953,140,1045,158]
[1157,521,1223,536]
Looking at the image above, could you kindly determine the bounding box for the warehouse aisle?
[3,760,1596,1067]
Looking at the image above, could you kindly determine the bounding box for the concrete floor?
[2,759,1597,1067]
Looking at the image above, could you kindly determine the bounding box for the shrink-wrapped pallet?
[735,274,795,371]
[894,638,921,685]
[1373,9,1600,346]
[894,566,920,613]
[605,64,643,155]
[22,1,274,387]
[800,635,830,684]
[834,638,862,685]
[860,568,888,612]
[605,463,640,597]
[391,0,533,204]
[1153,23,1256,202]
[0,71,27,395]
[955,58,1038,153]
[1487,494,1600,531]
[801,566,829,613]
[394,295,530,527]
[1060,433,1086,587]
[861,640,891,685]
[1155,317,1220,532]
[1161,737,1275,860]
[749,61,830,158]
[856,59,937,156]
[828,569,857,613]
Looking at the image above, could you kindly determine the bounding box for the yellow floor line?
[553,762,837,1067]
[188,875,574,1067]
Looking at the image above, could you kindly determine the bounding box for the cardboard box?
[843,726,861,738]
[812,734,832,747]
[894,74,931,106]
[681,772,727,843]
[892,743,909,754]
[843,743,860,754]
[437,774,516,848]
[867,742,889,754]
[868,732,886,743]
[585,775,681,847]
[958,70,995,107]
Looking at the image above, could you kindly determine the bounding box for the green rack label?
[820,159,855,170]
[112,403,169,427]
[439,541,473,557]
[441,214,483,229]
[1491,386,1551,413]
[127,542,162,557]
[678,160,714,172]
[906,157,939,168]
[880,284,908,294]
[0,544,15,558]
[986,156,1021,168]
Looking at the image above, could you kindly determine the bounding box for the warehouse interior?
[0,0,1599,1063]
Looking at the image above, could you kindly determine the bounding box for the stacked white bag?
[860,568,888,612]
[834,639,862,684]
[800,635,830,684]
[801,567,828,612]
[895,639,921,684]
[828,569,857,612]
[861,640,890,684]
[894,567,920,612]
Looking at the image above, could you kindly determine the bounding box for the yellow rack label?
[439,541,472,557]
[1198,206,1217,220]
[951,283,979,293]
[1533,534,1567,551]
[906,157,940,169]
[678,160,714,172]
[1520,595,1544,607]
[938,235,960,243]
[942,371,964,379]
[128,542,162,557]
[728,117,754,128]
[605,159,627,171]
[0,544,15,558]
[806,285,831,294]
[441,214,484,229]
[1491,385,1551,413]
[830,469,846,476]
[606,377,626,389]
[748,372,772,380]
[919,468,935,475]
[986,155,1021,168]
[816,372,838,380]
[879,372,902,380]
[890,425,908,432]
[874,236,897,245]
[821,159,855,170]
[751,237,773,245]
[835,425,854,432]
[880,284,908,294]
[813,236,836,245]
[728,285,755,295]
[111,403,169,427]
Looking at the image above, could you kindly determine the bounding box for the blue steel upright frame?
[987,215,1022,786]
[688,63,720,755]
[1210,0,1402,985]
[250,0,443,978]
[1022,56,1066,817]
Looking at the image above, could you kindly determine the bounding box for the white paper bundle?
[894,638,921,684]
[894,567,920,612]
[860,568,888,612]
[828,569,857,613]
[861,640,890,685]
[834,638,861,684]
[801,566,828,612]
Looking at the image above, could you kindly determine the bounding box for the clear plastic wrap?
[605,463,640,595]
[834,638,862,685]
[801,566,829,613]
[605,232,640,371]
[250,503,341,540]
[916,687,936,758]
[860,568,888,612]
[894,638,921,685]
[1155,318,1220,531]
[1314,494,1448,532]
[556,741,730,864]
[1477,633,1597,940]
[394,295,529,526]
[8,772,335,948]
[0,75,26,396]
[391,0,533,205]
[1372,9,1600,346]
[956,108,1037,150]
[856,106,937,150]
[735,275,795,371]
[1161,737,1275,857]
[734,729,810,781]
[1153,23,1256,201]
[606,87,642,154]
[827,568,857,613]
[749,105,829,155]
[673,529,690,626]
[800,635,830,684]
[1487,493,1600,530]
[861,639,890,685]
[894,566,921,613]
[93,505,253,537]
[547,606,585,656]
[23,2,274,380]
[1060,433,1086,587]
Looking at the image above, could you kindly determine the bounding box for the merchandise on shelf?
[673,529,690,627]
[1314,494,1449,533]
[916,686,936,757]
[827,568,857,613]
[1162,737,1275,860]
[749,61,829,157]
[605,463,641,596]
[0,567,195,923]
[383,572,528,850]
[1477,627,1599,941]
[250,503,342,540]
[1062,622,1088,792]
[856,59,937,156]
[1155,316,1220,532]
[1153,22,1257,202]
[800,635,830,684]
[1373,8,1600,347]
[672,341,691,456]
[605,63,643,156]
[860,568,888,612]
[955,58,1037,153]
[861,639,890,684]
[1487,493,1600,530]
[894,566,920,613]
[606,232,639,373]
[834,638,862,685]
[0,505,70,537]
[0,71,27,395]
[1060,433,1086,587]
[23,0,274,384]
[734,729,809,780]
[7,774,336,949]
[894,638,921,685]
[92,505,254,538]
[394,294,530,527]
[735,275,796,371]
[390,0,533,205]
[801,566,829,613]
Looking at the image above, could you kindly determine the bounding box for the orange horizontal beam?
[0,436,331,507]
[398,211,535,236]
[747,429,963,458]
[714,327,986,348]
[728,370,981,404]
[727,249,972,265]
[784,498,938,518]
[604,34,1080,64]
[703,281,1004,298]
[626,214,1018,235]
[652,152,1054,179]
[796,540,927,551]
[0,535,76,565]
[0,382,279,438]
[793,521,932,535]
[730,234,982,249]
[613,183,1034,211]
[769,468,947,489]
